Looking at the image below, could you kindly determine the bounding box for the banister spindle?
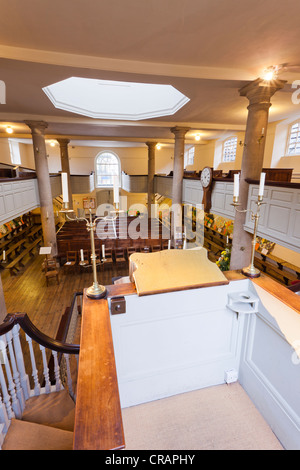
[39,345,51,393]
[12,325,30,400]
[25,334,41,396]
[0,339,14,420]
[5,330,24,415]
[63,353,74,399]
[52,351,63,391]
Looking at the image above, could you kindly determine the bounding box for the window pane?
[96,152,120,187]
[223,137,237,162]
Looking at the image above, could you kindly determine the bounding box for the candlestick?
[258,172,266,197]
[60,208,106,299]
[231,191,265,278]
[61,172,69,203]
[233,173,239,198]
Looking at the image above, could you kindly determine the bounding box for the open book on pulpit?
[129,247,228,296]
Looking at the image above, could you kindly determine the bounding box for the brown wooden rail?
[0,312,80,354]
[73,291,125,450]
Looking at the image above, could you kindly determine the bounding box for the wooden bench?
[6,237,42,276]
[27,225,42,242]
[255,254,298,286]
[1,238,27,263]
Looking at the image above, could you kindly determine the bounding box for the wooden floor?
[1,252,129,340]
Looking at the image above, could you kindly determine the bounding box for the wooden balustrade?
[73,292,125,450]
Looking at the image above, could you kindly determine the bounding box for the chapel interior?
[0,0,300,451]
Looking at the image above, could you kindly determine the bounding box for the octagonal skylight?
[43,77,189,120]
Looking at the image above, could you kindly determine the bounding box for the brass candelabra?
[60,204,107,299]
[232,195,265,278]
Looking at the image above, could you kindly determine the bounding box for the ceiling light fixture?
[6,126,13,134]
[50,141,56,147]
[195,134,201,141]
[262,65,282,82]
[156,143,161,150]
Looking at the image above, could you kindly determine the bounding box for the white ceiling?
[0,0,300,147]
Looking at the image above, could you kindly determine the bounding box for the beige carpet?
[122,382,283,450]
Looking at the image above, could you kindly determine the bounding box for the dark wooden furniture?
[73,293,125,450]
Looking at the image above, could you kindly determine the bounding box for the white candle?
[3,250,5,261]
[102,244,105,258]
[61,172,69,203]
[113,176,119,204]
[233,173,239,198]
[80,249,84,262]
[259,172,266,197]
[168,240,171,250]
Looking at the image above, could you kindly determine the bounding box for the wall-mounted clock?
[200,167,213,212]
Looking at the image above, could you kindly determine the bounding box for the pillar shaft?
[230,78,286,270]
[25,121,58,257]
[57,138,73,209]
[146,142,157,213]
[170,126,190,243]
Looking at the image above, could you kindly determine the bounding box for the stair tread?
[2,419,73,450]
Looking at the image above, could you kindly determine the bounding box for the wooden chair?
[114,248,126,266]
[44,258,59,286]
[64,251,77,272]
[102,248,113,269]
[151,244,162,252]
[126,247,138,262]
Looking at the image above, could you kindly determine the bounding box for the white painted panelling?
[239,282,300,450]
[211,181,235,218]
[110,280,249,408]
[0,179,40,225]
[244,184,300,253]
[122,174,148,193]
[110,279,300,448]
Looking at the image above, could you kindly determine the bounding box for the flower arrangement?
[216,248,231,271]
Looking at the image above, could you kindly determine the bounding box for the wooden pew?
[0,238,27,263]
[6,237,42,276]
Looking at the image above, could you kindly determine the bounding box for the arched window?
[286,121,300,155]
[222,136,237,162]
[95,151,120,188]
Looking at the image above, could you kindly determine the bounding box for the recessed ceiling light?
[195,134,201,141]
[43,77,190,121]
[156,143,161,150]
[6,126,13,134]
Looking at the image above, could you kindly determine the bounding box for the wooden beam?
[73,292,125,450]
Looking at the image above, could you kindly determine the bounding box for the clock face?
[201,167,212,188]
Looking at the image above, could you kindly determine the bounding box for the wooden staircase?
[0,313,79,450]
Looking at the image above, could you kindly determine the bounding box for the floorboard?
[1,253,128,339]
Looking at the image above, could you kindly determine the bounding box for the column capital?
[145,141,158,148]
[239,78,287,106]
[57,138,70,146]
[24,120,48,135]
[170,126,190,138]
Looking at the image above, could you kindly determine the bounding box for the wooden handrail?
[0,313,79,354]
[73,292,125,450]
